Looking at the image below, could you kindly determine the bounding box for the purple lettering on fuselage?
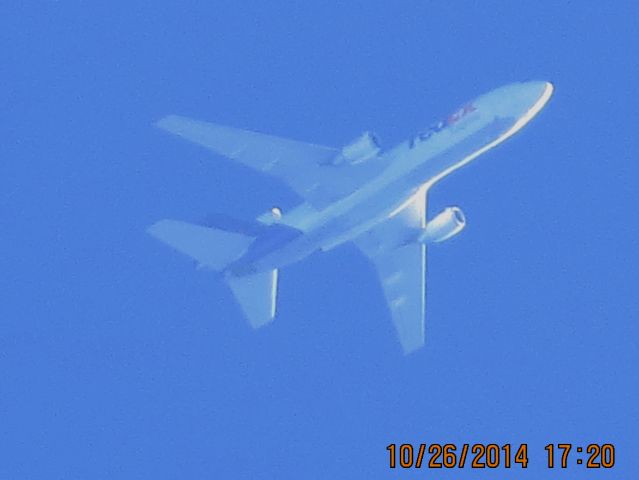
[411,103,476,148]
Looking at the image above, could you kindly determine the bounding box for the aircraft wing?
[355,188,427,353]
[156,115,368,208]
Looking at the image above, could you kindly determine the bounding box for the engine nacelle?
[330,131,381,165]
[418,207,466,244]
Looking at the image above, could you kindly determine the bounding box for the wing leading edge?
[355,187,427,353]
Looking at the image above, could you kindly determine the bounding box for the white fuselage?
[233,81,553,275]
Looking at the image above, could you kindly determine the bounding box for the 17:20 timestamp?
[545,443,615,468]
[386,443,616,469]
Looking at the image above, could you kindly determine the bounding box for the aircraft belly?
[249,189,408,272]
[312,116,518,250]
[316,186,414,251]
[247,114,521,274]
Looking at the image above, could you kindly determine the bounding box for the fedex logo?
[446,103,477,126]
[411,103,477,147]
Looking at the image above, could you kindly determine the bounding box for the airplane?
[148,80,554,353]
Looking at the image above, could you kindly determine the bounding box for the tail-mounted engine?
[329,131,381,166]
[419,207,466,244]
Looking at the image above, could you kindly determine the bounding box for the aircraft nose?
[520,80,554,108]
[478,80,553,120]
[517,80,554,121]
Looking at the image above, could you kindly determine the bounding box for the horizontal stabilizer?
[202,213,269,237]
[227,270,278,328]
[147,219,253,271]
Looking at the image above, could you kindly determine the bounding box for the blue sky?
[2,1,638,478]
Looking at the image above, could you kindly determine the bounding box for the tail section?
[147,219,253,271]
[227,269,278,328]
[148,218,279,328]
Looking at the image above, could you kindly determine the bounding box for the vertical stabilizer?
[227,269,278,328]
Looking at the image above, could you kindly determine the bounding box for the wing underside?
[355,187,428,353]
[156,115,374,208]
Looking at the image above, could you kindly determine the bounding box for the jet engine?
[418,207,466,244]
[330,131,381,165]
